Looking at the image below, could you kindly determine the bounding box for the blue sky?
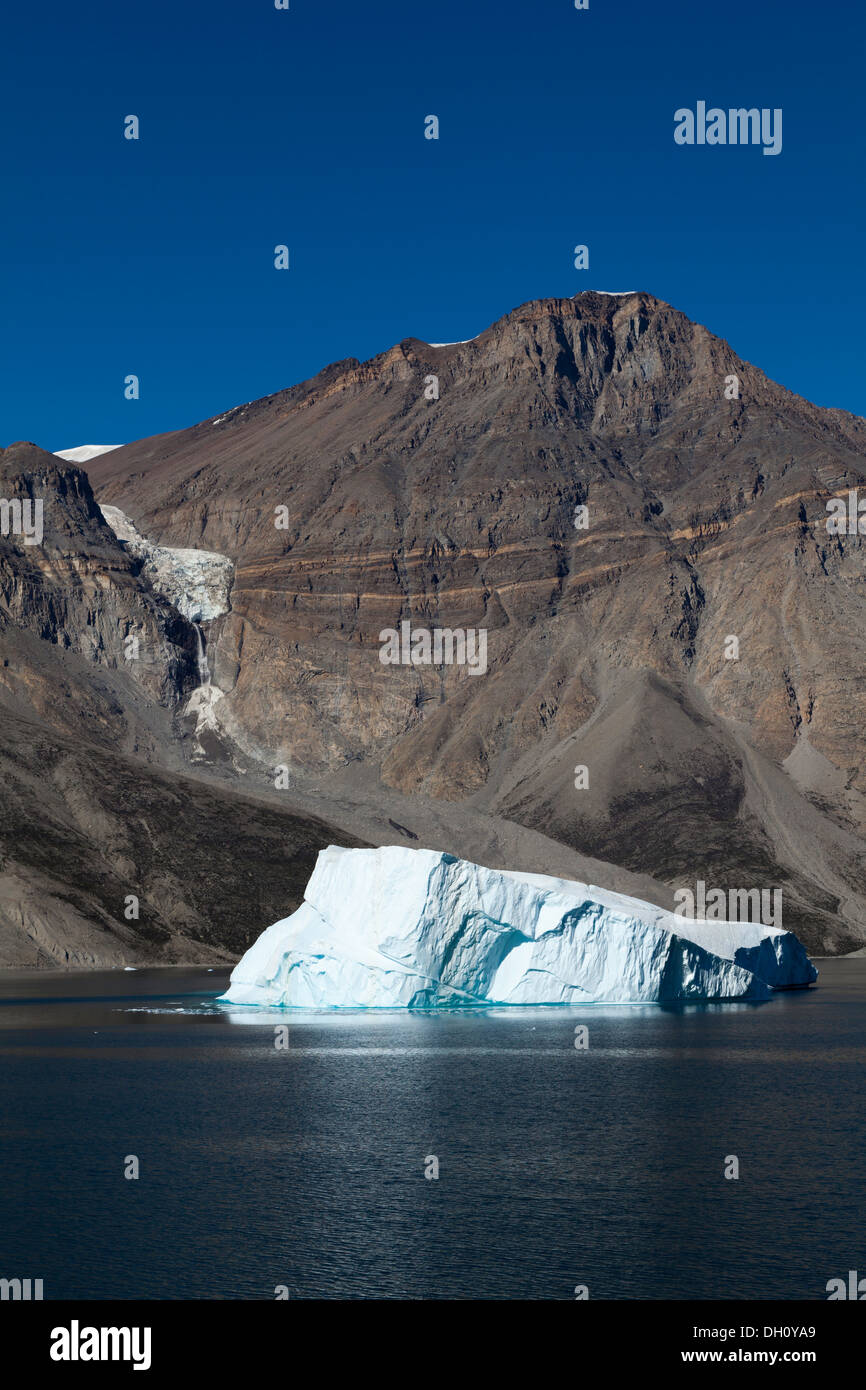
[1,0,863,450]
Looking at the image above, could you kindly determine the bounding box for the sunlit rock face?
[99,505,233,623]
[220,845,817,1008]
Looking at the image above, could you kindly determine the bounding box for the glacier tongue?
[220,846,818,1008]
[99,505,233,622]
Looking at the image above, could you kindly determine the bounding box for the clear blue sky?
[1,0,863,451]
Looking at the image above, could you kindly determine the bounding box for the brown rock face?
[0,442,200,754]
[0,443,368,965]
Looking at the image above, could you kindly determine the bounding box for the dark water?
[0,961,864,1300]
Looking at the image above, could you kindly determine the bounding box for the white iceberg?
[219,846,817,1008]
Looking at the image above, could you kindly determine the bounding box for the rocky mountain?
[3,290,866,962]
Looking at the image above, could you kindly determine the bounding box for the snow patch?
[185,682,226,740]
[211,403,251,426]
[55,445,122,463]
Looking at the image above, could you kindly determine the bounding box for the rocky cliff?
[0,444,369,965]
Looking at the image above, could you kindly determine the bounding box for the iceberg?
[220,846,817,1008]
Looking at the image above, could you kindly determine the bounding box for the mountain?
[4,290,866,961]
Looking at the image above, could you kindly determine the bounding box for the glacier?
[219,846,818,1008]
[99,505,233,622]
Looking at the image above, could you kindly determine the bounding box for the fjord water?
[0,962,863,1301]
